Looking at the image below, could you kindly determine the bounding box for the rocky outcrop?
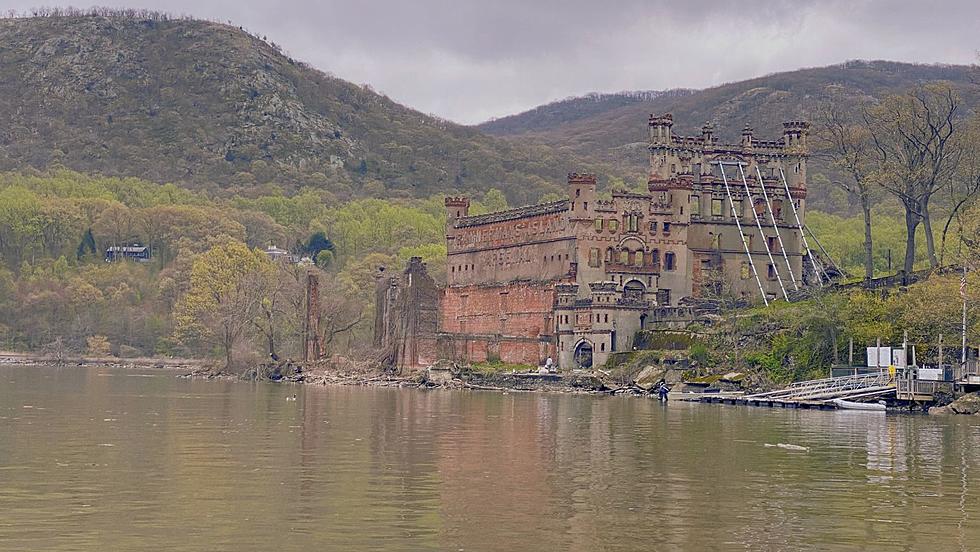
[929,393,980,416]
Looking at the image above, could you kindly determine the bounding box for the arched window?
[619,250,630,265]
[634,250,644,267]
[651,249,660,266]
[605,247,614,262]
[665,252,676,271]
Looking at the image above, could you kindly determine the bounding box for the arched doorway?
[573,340,593,369]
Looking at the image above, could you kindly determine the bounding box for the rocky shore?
[929,393,980,416]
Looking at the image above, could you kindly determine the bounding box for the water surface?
[1,365,978,551]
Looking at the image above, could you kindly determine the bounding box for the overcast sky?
[4,1,979,124]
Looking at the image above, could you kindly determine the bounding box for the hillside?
[0,12,605,205]
[477,61,980,211]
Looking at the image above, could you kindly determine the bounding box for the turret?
[701,122,715,144]
[649,113,674,146]
[444,197,470,227]
[741,125,754,148]
[782,121,810,152]
[568,173,596,218]
[781,121,810,192]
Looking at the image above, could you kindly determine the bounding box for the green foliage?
[314,250,334,269]
[689,342,710,365]
[807,208,943,277]
[173,242,272,367]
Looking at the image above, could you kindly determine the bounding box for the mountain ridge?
[476,60,980,211]
[0,12,605,205]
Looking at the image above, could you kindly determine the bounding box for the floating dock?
[693,372,899,410]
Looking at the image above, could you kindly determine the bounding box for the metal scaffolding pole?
[803,223,844,277]
[755,165,798,291]
[779,167,824,287]
[738,164,788,301]
[718,162,769,306]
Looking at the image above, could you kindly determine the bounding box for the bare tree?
[940,115,980,265]
[863,83,961,279]
[814,100,878,282]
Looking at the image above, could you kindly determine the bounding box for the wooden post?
[938,334,944,369]
[304,271,321,363]
[848,337,854,367]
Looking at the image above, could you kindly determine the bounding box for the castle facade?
[376,115,814,371]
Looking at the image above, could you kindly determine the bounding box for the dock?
[693,371,904,409]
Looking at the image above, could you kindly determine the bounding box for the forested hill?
[476,61,980,210]
[0,12,601,205]
[479,90,694,136]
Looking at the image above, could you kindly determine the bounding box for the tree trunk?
[861,198,874,283]
[224,327,234,370]
[921,198,939,267]
[264,309,276,358]
[903,207,920,284]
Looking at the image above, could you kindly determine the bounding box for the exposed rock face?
[634,366,685,390]
[930,393,980,415]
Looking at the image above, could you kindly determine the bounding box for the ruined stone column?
[304,270,320,363]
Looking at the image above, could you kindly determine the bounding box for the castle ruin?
[376,114,816,371]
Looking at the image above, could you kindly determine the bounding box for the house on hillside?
[264,245,301,264]
[105,245,150,263]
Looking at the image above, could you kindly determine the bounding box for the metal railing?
[746,370,895,402]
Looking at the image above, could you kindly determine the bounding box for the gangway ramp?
[697,371,896,409]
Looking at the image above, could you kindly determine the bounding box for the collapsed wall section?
[374,257,440,373]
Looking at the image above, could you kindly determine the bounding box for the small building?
[264,245,299,263]
[105,245,150,263]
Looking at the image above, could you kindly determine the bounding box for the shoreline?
[0,353,668,398]
[7,354,974,415]
[0,351,207,371]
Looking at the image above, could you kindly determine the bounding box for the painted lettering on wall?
[452,214,568,252]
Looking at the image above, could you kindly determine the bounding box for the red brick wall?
[439,282,557,366]
[441,282,556,336]
[436,335,555,366]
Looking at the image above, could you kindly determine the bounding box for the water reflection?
[0,365,978,551]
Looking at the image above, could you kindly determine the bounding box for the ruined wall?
[439,281,557,366]
[373,257,441,373]
[447,203,575,286]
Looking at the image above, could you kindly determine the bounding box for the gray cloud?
[3,0,978,123]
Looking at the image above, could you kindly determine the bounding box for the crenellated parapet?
[588,281,619,294]
[567,172,597,185]
[445,196,470,208]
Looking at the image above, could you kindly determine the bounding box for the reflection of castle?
[376,115,816,371]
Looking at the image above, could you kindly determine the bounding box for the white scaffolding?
[717,161,769,306]
[755,165,798,291]
[738,164,789,301]
[779,167,825,286]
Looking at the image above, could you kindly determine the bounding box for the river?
[1,364,978,551]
